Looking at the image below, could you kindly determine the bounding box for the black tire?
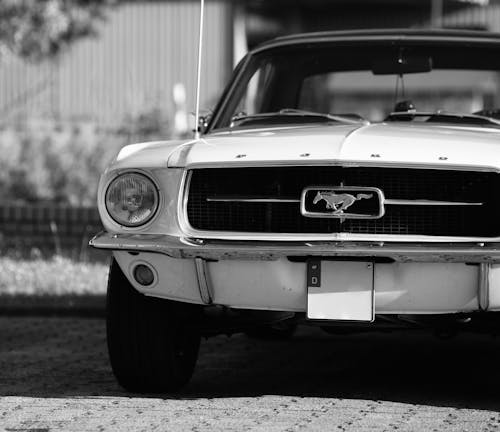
[245,320,297,340]
[106,259,201,393]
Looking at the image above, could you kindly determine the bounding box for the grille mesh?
[186,167,500,237]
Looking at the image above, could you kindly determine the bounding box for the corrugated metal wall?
[443,3,500,30]
[0,1,232,126]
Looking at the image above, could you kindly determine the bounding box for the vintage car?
[91,29,500,392]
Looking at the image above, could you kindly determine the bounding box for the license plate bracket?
[306,260,375,322]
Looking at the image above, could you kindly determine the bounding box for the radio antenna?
[194,0,205,140]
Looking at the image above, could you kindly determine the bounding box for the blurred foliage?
[119,105,172,142]
[0,105,171,205]
[0,255,107,295]
[0,121,121,205]
[0,0,115,61]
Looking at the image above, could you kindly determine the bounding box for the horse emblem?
[312,191,373,215]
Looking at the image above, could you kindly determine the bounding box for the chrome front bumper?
[90,231,500,263]
[90,232,500,313]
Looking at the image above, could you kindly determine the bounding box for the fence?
[0,204,104,260]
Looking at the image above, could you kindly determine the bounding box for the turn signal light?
[133,264,155,286]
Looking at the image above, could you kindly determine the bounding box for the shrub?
[0,108,172,205]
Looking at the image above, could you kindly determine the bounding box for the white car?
[92,29,500,392]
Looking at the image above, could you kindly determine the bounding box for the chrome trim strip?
[195,258,213,305]
[207,197,300,203]
[384,199,483,206]
[180,232,500,243]
[206,196,483,206]
[478,263,490,311]
[182,160,500,174]
[90,232,500,263]
[251,33,500,55]
[179,169,194,235]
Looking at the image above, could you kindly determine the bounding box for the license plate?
[307,260,374,322]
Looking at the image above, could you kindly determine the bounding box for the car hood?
[112,122,500,171]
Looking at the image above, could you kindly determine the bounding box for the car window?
[298,70,498,122]
[234,60,276,118]
[211,43,500,130]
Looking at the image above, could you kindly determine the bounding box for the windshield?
[211,42,500,130]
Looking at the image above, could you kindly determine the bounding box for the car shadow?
[0,316,499,411]
[187,327,500,410]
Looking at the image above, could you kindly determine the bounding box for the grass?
[0,256,108,296]
[0,256,109,313]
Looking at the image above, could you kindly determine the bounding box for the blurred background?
[0,0,498,303]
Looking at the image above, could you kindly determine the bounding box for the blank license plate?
[307,260,374,322]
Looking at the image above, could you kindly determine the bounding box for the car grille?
[186,166,500,237]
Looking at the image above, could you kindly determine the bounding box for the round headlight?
[105,173,159,227]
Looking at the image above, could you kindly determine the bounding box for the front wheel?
[106,259,201,393]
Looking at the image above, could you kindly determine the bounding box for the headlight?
[105,173,159,227]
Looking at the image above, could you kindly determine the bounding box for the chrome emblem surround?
[301,186,385,219]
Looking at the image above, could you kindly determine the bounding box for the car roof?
[251,29,500,54]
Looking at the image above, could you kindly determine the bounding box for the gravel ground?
[1,317,500,431]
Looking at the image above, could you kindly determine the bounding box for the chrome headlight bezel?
[104,171,160,228]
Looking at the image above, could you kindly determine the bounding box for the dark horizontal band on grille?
[186,166,500,237]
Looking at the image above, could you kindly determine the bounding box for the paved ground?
[1,317,500,431]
